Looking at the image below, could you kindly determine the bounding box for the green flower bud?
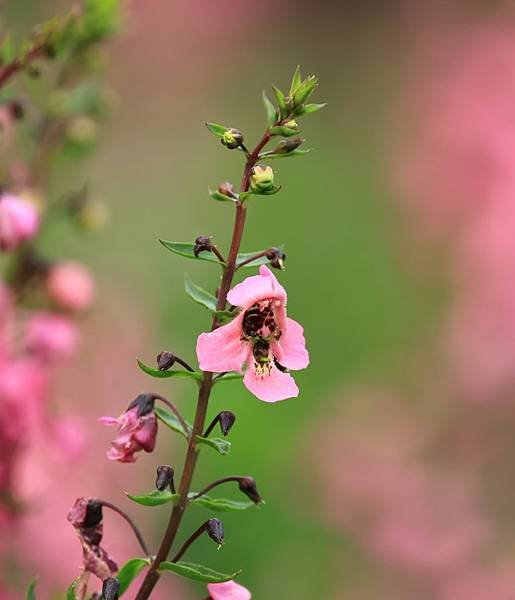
[272,137,304,154]
[65,116,98,146]
[249,164,274,193]
[283,119,299,131]
[221,128,244,149]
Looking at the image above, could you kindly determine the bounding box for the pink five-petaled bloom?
[46,261,95,311]
[0,192,39,251]
[196,265,309,402]
[207,581,251,600]
[99,394,157,463]
[25,312,79,362]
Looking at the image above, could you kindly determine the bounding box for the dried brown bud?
[266,247,286,270]
[127,393,155,416]
[238,477,263,504]
[194,235,213,257]
[206,518,224,545]
[218,182,237,199]
[156,465,175,492]
[218,411,236,436]
[272,137,304,154]
[157,351,175,371]
[102,578,120,600]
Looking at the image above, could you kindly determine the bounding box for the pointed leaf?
[190,494,254,512]
[272,85,286,117]
[214,372,243,383]
[26,580,37,600]
[298,102,327,115]
[205,122,228,138]
[137,359,203,382]
[184,275,217,311]
[262,90,277,128]
[66,579,78,600]
[155,406,192,438]
[259,149,311,160]
[270,125,298,137]
[159,240,224,265]
[159,561,241,583]
[236,251,271,268]
[196,435,231,455]
[126,489,179,507]
[117,558,151,596]
[209,188,236,203]
[289,65,302,95]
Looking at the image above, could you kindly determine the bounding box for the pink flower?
[25,312,79,362]
[99,394,157,462]
[0,192,39,251]
[196,265,309,402]
[46,261,95,311]
[207,580,251,600]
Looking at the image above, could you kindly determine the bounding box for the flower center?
[242,300,281,340]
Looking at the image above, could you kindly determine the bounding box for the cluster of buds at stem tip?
[221,128,244,149]
[156,465,176,493]
[101,578,120,600]
[249,164,274,193]
[156,350,175,371]
[266,247,286,270]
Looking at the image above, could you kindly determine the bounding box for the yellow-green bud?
[250,164,274,193]
[284,119,299,131]
[75,199,109,232]
[221,128,244,149]
[65,116,98,146]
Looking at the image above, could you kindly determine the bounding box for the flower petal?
[196,315,247,373]
[274,317,309,370]
[243,355,299,402]
[227,265,287,308]
[207,580,252,600]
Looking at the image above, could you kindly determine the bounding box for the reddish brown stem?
[0,45,45,89]
[134,128,273,600]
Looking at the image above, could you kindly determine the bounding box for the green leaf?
[236,251,269,268]
[159,240,224,265]
[212,310,235,323]
[270,125,298,137]
[205,122,228,138]
[184,274,217,311]
[272,85,286,117]
[117,558,151,596]
[0,34,16,64]
[289,65,302,95]
[214,372,243,383]
[190,494,254,512]
[209,188,236,203]
[260,149,311,160]
[66,579,78,600]
[196,435,231,455]
[297,102,327,116]
[126,489,179,507]
[137,359,203,382]
[159,561,241,583]
[26,579,37,600]
[155,406,192,438]
[244,185,282,197]
[262,90,277,128]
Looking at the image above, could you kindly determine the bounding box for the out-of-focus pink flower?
[0,192,39,251]
[25,312,79,362]
[439,565,515,600]
[207,580,251,600]
[99,395,157,463]
[51,416,88,461]
[196,265,309,402]
[46,261,95,311]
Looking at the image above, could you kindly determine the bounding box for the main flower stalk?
[134,132,270,600]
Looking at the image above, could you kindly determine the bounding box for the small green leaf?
[205,122,228,138]
[137,359,203,382]
[26,579,37,600]
[66,579,78,600]
[214,372,243,383]
[190,494,254,512]
[236,251,270,268]
[289,65,302,95]
[0,34,16,64]
[126,489,179,507]
[270,125,298,137]
[155,406,192,438]
[208,188,236,203]
[212,310,235,323]
[272,85,286,117]
[297,102,327,116]
[117,558,151,596]
[262,90,277,128]
[185,275,217,311]
[159,561,241,583]
[196,435,231,455]
[260,149,312,160]
[159,240,224,265]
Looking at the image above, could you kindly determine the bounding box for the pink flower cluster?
[0,192,39,252]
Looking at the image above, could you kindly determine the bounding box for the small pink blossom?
[0,192,39,251]
[207,580,251,600]
[196,265,309,402]
[99,395,157,463]
[46,261,95,311]
[25,312,79,362]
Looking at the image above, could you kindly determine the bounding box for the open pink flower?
[196,265,309,402]
[46,261,95,311]
[0,192,39,251]
[207,580,251,600]
[99,394,157,462]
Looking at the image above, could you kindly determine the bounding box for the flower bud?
[46,261,95,311]
[194,235,214,257]
[102,578,120,600]
[221,128,244,149]
[66,116,98,146]
[206,518,224,545]
[238,477,262,504]
[156,465,175,492]
[75,199,109,232]
[266,247,286,270]
[249,164,274,193]
[157,351,175,371]
[218,182,237,199]
[283,119,299,132]
[218,411,236,436]
[272,137,304,154]
[0,192,40,251]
